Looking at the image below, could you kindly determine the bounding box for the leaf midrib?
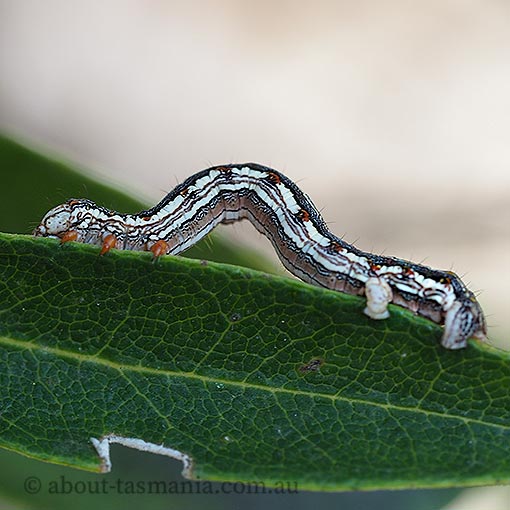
[0,334,505,432]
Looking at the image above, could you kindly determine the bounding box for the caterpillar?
[33,163,487,349]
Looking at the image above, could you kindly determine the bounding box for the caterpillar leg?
[364,277,392,320]
[60,230,78,244]
[100,234,118,255]
[149,240,170,258]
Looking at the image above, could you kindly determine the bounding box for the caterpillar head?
[33,199,92,238]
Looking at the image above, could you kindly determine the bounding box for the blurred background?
[0,1,509,509]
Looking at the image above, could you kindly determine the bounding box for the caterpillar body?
[34,163,487,350]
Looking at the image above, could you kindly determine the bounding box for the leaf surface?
[0,233,509,491]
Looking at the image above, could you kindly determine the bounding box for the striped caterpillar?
[34,163,487,349]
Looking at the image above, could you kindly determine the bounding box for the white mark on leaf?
[90,435,193,478]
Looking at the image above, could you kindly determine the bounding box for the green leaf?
[0,133,509,492]
[0,232,509,491]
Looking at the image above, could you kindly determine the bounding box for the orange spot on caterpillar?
[217,166,232,175]
[297,209,310,222]
[370,263,381,272]
[329,241,344,253]
[403,267,415,277]
[439,276,452,289]
[100,234,117,255]
[180,188,189,197]
[150,240,169,258]
[266,172,281,184]
[142,216,151,221]
[60,230,78,244]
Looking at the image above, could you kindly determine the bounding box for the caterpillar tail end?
[441,299,487,350]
